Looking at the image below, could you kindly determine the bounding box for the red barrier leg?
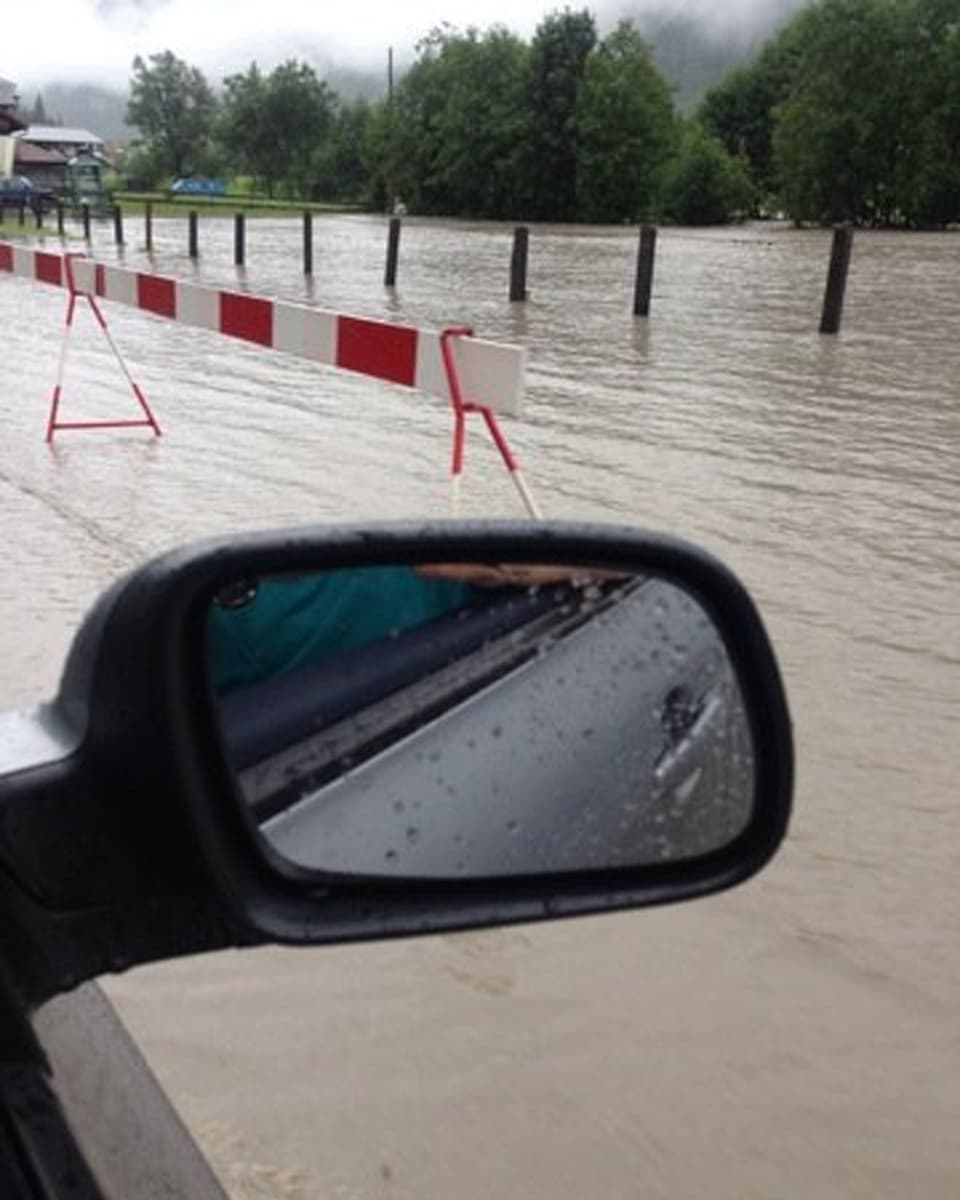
[45,254,162,442]
[440,326,541,517]
[45,292,77,443]
[475,404,542,518]
[440,327,471,515]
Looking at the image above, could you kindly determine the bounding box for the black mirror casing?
[0,522,793,1006]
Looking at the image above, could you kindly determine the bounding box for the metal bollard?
[234,212,245,266]
[819,225,854,334]
[384,216,401,287]
[633,224,657,317]
[509,226,529,302]
[303,211,313,275]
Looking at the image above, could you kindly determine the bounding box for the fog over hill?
[12,0,810,138]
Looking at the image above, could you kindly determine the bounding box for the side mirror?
[0,522,792,1004]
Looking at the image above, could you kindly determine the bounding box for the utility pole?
[386,47,395,213]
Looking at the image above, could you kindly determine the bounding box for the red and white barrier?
[0,240,537,513]
[0,243,525,415]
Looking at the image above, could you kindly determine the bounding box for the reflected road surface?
[2,216,958,1198]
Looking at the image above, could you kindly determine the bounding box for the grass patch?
[114,192,366,218]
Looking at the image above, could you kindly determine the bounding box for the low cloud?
[11,0,802,89]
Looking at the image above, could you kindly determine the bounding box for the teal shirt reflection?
[208,567,477,693]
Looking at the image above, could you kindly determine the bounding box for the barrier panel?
[0,242,537,512]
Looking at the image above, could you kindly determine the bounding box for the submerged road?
[2,216,958,1198]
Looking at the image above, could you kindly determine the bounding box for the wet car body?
[0,176,56,215]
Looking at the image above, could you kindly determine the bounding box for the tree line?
[123,11,753,225]
[700,0,960,227]
[125,0,960,227]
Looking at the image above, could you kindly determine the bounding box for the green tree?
[217,63,267,187]
[522,8,597,220]
[698,13,812,203]
[772,0,944,225]
[700,0,960,226]
[574,21,676,222]
[900,0,960,224]
[312,98,375,202]
[219,60,335,197]
[375,25,529,217]
[660,122,755,224]
[126,51,218,179]
[121,141,170,190]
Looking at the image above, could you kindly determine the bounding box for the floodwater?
[2,215,959,1198]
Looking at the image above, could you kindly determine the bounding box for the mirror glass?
[206,563,756,879]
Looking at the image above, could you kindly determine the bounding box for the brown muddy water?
[1,216,958,1198]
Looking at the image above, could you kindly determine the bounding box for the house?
[16,125,106,157]
[13,139,67,191]
[0,77,24,176]
[0,76,19,114]
[8,121,110,194]
[1,80,109,190]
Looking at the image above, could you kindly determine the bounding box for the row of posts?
[0,202,855,334]
[394,218,854,333]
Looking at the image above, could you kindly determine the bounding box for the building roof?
[0,77,16,107]
[16,125,104,147]
[14,141,67,165]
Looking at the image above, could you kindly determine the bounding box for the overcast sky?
[11,0,786,88]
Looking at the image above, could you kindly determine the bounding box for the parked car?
[0,175,56,215]
[170,177,227,197]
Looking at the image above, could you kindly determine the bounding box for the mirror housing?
[0,522,792,1005]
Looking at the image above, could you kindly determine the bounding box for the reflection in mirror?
[206,563,756,880]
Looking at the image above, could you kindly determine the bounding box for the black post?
[819,225,854,334]
[188,210,199,259]
[0,203,4,226]
[509,226,529,302]
[234,212,245,266]
[18,203,25,227]
[145,201,153,253]
[35,204,43,231]
[384,216,401,287]
[633,224,657,317]
[113,204,124,246]
[302,210,313,275]
[56,200,64,237]
[82,203,91,241]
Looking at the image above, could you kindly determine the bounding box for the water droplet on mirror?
[385,849,398,864]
